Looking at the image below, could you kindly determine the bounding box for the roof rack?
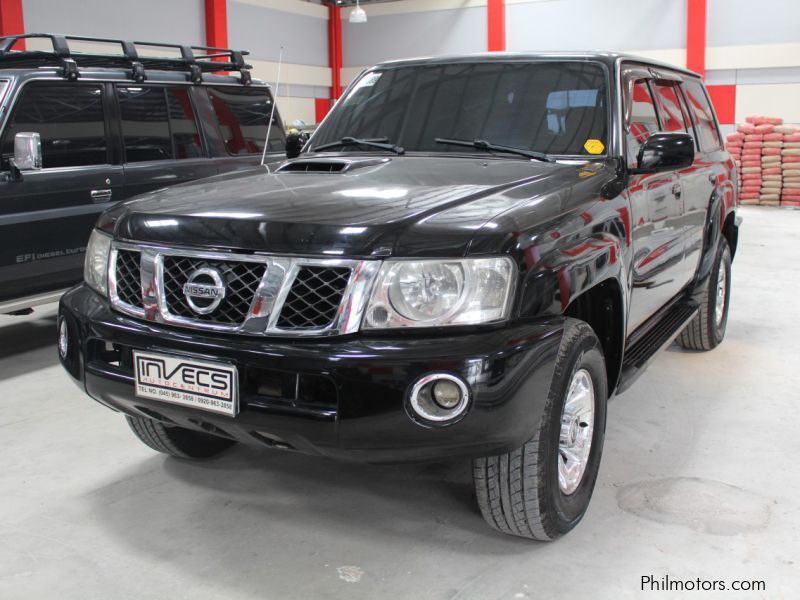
[0,33,253,85]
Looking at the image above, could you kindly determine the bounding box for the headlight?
[84,229,112,296]
[363,257,515,329]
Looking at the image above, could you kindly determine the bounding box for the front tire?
[677,239,732,351]
[473,319,608,541]
[126,416,236,460]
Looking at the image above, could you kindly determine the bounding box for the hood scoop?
[277,157,391,174]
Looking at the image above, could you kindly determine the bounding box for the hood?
[112,155,611,257]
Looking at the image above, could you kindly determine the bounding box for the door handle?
[671,183,682,198]
[90,189,112,203]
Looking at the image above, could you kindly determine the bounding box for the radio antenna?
[261,46,284,168]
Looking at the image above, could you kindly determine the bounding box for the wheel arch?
[564,277,625,396]
[722,210,739,258]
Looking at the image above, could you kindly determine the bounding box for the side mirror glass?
[285,131,304,160]
[633,132,694,174]
[13,132,42,171]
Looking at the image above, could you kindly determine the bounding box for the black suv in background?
[59,53,739,540]
[0,33,286,314]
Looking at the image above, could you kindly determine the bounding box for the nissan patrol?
[58,53,739,540]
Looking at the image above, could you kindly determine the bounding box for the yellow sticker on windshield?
[584,139,605,155]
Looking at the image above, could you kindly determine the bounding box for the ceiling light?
[349,0,367,23]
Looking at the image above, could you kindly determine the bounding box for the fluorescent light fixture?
[349,0,367,23]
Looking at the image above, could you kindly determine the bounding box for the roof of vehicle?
[373,51,702,79]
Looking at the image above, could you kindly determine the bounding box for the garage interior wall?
[12,0,800,128]
[18,0,333,126]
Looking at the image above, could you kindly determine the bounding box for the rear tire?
[473,319,607,541]
[678,239,731,351]
[126,416,235,460]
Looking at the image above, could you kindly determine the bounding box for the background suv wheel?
[126,416,236,460]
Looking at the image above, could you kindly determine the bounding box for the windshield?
[311,61,609,157]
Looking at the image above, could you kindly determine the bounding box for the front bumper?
[59,285,563,463]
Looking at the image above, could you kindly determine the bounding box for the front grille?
[162,256,267,325]
[277,266,352,329]
[109,244,369,336]
[115,250,143,308]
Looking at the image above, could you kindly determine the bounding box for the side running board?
[617,302,699,394]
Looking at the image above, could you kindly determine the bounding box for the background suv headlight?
[84,229,112,296]
[363,257,515,329]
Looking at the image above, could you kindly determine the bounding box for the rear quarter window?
[682,79,722,152]
[208,87,285,155]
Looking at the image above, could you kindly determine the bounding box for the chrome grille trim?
[108,241,381,337]
[108,247,145,318]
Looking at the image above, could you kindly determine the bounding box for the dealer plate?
[133,350,238,417]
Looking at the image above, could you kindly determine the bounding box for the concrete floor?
[1,206,799,599]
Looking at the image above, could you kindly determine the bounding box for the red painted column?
[706,85,736,125]
[328,4,342,99]
[0,0,25,50]
[315,3,342,123]
[686,0,706,77]
[487,0,505,52]
[205,0,228,59]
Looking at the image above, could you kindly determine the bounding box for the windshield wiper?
[435,138,553,162]
[313,136,405,155]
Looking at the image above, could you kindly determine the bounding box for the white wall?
[228,0,331,124]
[342,5,486,67]
[507,0,686,54]
[22,0,205,46]
[21,0,331,125]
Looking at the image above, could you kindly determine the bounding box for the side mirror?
[13,132,42,172]
[632,132,694,174]
[285,131,304,159]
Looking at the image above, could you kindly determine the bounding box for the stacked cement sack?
[726,116,800,207]
[780,125,800,207]
[726,131,743,196]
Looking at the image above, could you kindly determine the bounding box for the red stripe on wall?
[315,98,332,123]
[487,0,505,52]
[686,0,706,76]
[706,85,736,125]
[328,4,343,99]
[204,0,228,62]
[0,0,25,50]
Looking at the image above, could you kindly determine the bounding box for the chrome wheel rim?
[715,264,727,328]
[558,369,595,495]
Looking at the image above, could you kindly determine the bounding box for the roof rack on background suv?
[0,33,253,85]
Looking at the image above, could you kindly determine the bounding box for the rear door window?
[118,87,171,162]
[653,83,690,133]
[207,87,285,155]
[117,86,204,162]
[682,79,722,152]
[1,83,107,169]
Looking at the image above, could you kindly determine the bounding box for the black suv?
[0,33,286,314]
[59,53,739,540]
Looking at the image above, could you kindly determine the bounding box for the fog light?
[408,373,470,424]
[58,319,69,359]
[432,380,462,409]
